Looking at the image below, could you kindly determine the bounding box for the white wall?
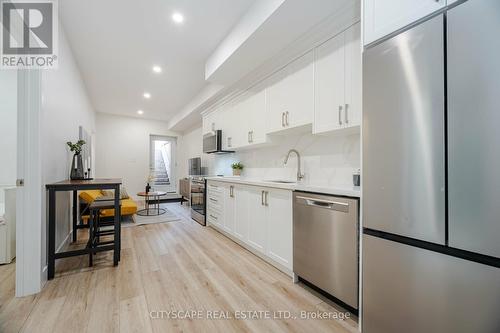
[176,126,203,180]
[95,113,179,198]
[0,71,17,203]
[41,26,96,279]
[205,132,360,187]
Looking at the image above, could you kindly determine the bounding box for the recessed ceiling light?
[137,110,144,115]
[152,65,162,73]
[143,92,151,99]
[172,12,184,24]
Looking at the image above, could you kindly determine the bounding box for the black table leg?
[113,185,120,266]
[89,209,93,267]
[72,190,77,242]
[48,189,56,280]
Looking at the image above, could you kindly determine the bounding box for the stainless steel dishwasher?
[293,191,359,310]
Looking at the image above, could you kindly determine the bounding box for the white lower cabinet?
[233,186,249,241]
[206,181,293,273]
[223,184,235,234]
[247,187,267,254]
[266,189,293,269]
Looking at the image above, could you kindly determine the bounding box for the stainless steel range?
[190,176,206,225]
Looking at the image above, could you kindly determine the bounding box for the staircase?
[152,148,170,185]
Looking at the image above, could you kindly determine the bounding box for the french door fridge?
[362,0,500,332]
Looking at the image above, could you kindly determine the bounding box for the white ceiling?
[60,0,255,121]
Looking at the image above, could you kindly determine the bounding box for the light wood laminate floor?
[0,203,358,333]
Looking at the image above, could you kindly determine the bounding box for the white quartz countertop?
[205,177,361,198]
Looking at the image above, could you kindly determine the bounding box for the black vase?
[70,153,84,180]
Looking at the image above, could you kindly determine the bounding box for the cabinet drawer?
[207,183,223,194]
[207,210,222,225]
[207,199,223,213]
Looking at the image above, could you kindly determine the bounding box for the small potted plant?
[231,162,244,176]
[67,140,86,180]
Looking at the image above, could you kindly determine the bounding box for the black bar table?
[45,178,122,280]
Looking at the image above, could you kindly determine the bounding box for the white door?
[344,22,362,128]
[223,184,235,234]
[314,32,345,134]
[233,186,249,241]
[16,70,43,296]
[149,135,177,193]
[246,187,267,253]
[363,0,445,45]
[266,189,293,269]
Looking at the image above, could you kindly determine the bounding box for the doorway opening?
[0,71,17,273]
[149,135,177,193]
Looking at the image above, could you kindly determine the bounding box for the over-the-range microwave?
[203,130,234,154]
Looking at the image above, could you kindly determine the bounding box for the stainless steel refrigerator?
[362,0,500,332]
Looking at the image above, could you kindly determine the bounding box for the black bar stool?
[88,200,121,266]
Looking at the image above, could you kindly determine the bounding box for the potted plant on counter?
[231,162,244,176]
[67,140,86,180]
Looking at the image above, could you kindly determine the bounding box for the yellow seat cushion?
[100,199,137,217]
[79,190,104,203]
[79,190,138,219]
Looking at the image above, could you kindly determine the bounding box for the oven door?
[190,181,206,225]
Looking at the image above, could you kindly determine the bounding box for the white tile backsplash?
[205,132,360,187]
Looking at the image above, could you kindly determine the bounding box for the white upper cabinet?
[221,102,239,150]
[314,23,361,134]
[237,87,267,148]
[363,0,446,45]
[202,111,216,135]
[314,32,345,133]
[344,22,362,128]
[267,51,314,134]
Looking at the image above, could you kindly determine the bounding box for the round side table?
[136,191,167,216]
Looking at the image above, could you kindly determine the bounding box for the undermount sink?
[265,180,297,184]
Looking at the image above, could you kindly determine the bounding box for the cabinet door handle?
[286,111,290,126]
[345,104,349,124]
[281,112,285,127]
[230,185,234,198]
[265,191,269,206]
[338,105,343,126]
[250,131,254,143]
[261,191,265,206]
[228,137,232,148]
[210,214,218,220]
[209,198,218,202]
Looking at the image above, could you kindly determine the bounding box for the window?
[149,135,177,193]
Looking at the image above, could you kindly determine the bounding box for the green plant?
[66,140,86,154]
[231,162,244,170]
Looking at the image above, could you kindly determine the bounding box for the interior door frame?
[16,69,43,297]
[149,135,177,193]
